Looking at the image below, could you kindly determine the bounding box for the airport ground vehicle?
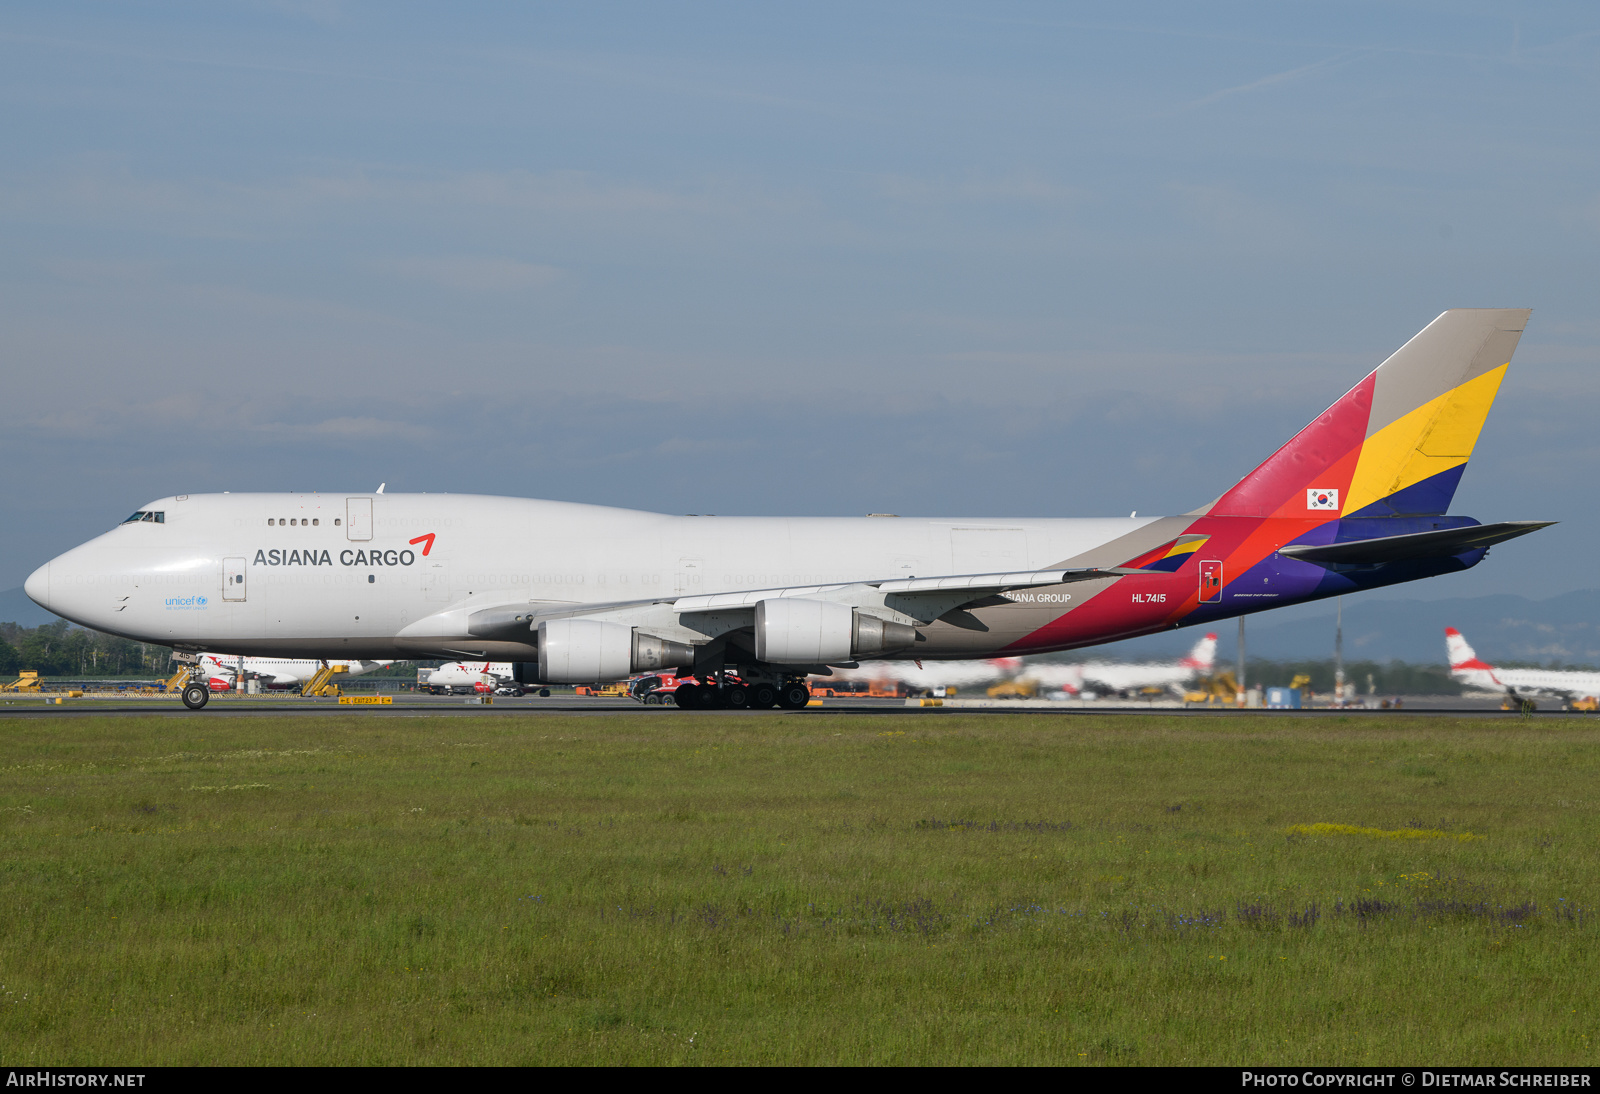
[808,679,925,698]
[628,673,686,704]
[629,672,809,709]
[23,310,1552,711]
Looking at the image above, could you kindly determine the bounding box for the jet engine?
[534,618,696,683]
[754,598,917,664]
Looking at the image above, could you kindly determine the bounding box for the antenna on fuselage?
[376,483,386,494]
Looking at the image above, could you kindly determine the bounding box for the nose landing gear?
[181,682,211,710]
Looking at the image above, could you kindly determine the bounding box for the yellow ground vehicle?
[1184,671,1241,706]
[300,663,347,697]
[1,671,43,693]
[986,679,1037,699]
[575,683,629,697]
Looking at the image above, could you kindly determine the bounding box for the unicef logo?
[196,596,208,606]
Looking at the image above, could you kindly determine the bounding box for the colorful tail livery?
[1209,308,1525,520]
[1017,309,1553,652]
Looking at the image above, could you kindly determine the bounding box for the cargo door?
[950,527,1027,573]
[346,498,373,541]
[1199,560,1223,604]
[222,557,247,601]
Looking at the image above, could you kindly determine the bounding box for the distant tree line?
[1244,659,1461,696]
[0,620,171,678]
[0,619,441,678]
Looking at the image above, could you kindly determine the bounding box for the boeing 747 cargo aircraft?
[25,310,1552,710]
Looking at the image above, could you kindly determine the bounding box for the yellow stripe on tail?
[1343,363,1507,517]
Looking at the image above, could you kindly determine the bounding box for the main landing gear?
[181,683,211,710]
[672,676,811,710]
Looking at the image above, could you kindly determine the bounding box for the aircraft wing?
[670,566,1143,622]
[404,566,1142,657]
[1279,521,1554,566]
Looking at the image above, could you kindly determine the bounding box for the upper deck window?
[121,511,165,524]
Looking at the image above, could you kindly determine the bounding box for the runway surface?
[0,693,1567,717]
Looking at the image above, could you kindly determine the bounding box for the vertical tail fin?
[1206,309,1530,518]
[1444,626,1490,670]
[1182,632,1219,672]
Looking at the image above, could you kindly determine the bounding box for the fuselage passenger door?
[223,557,247,601]
[346,498,373,541]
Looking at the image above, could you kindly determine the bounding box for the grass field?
[0,710,1596,1065]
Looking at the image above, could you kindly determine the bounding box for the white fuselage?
[26,492,1159,661]
[197,653,394,689]
[1452,664,1600,698]
[828,658,1024,691]
[1023,632,1216,695]
[425,662,516,689]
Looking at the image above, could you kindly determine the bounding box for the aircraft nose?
[23,562,49,611]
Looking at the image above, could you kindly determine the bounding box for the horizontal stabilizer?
[1278,521,1554,566]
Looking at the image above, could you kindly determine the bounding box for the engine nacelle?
[537,619,696,682]
[754,599,917,663]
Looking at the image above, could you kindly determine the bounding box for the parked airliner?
[829,632,1215,697]
[25,310,1552,711]
[1445,628,1600,705]
[197,654,396,690]
[423,661,515,694]
[1024,632,1218,697]
[824,657,1023,694]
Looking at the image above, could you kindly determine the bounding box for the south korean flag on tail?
[1306,488,1340,511]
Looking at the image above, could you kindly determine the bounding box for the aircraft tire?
[675,683,702,709]
[723,685,750,709]
[539,688,550,697]
[777,682,810,709]
[749,683,779,709]
[181,683,210,710]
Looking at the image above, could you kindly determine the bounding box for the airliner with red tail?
[1445,627,1600,703]
[25,310,1553,710]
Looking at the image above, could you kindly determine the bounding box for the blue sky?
[3,2,1598,603]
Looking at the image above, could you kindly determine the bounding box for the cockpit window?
[121,511,165,524]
